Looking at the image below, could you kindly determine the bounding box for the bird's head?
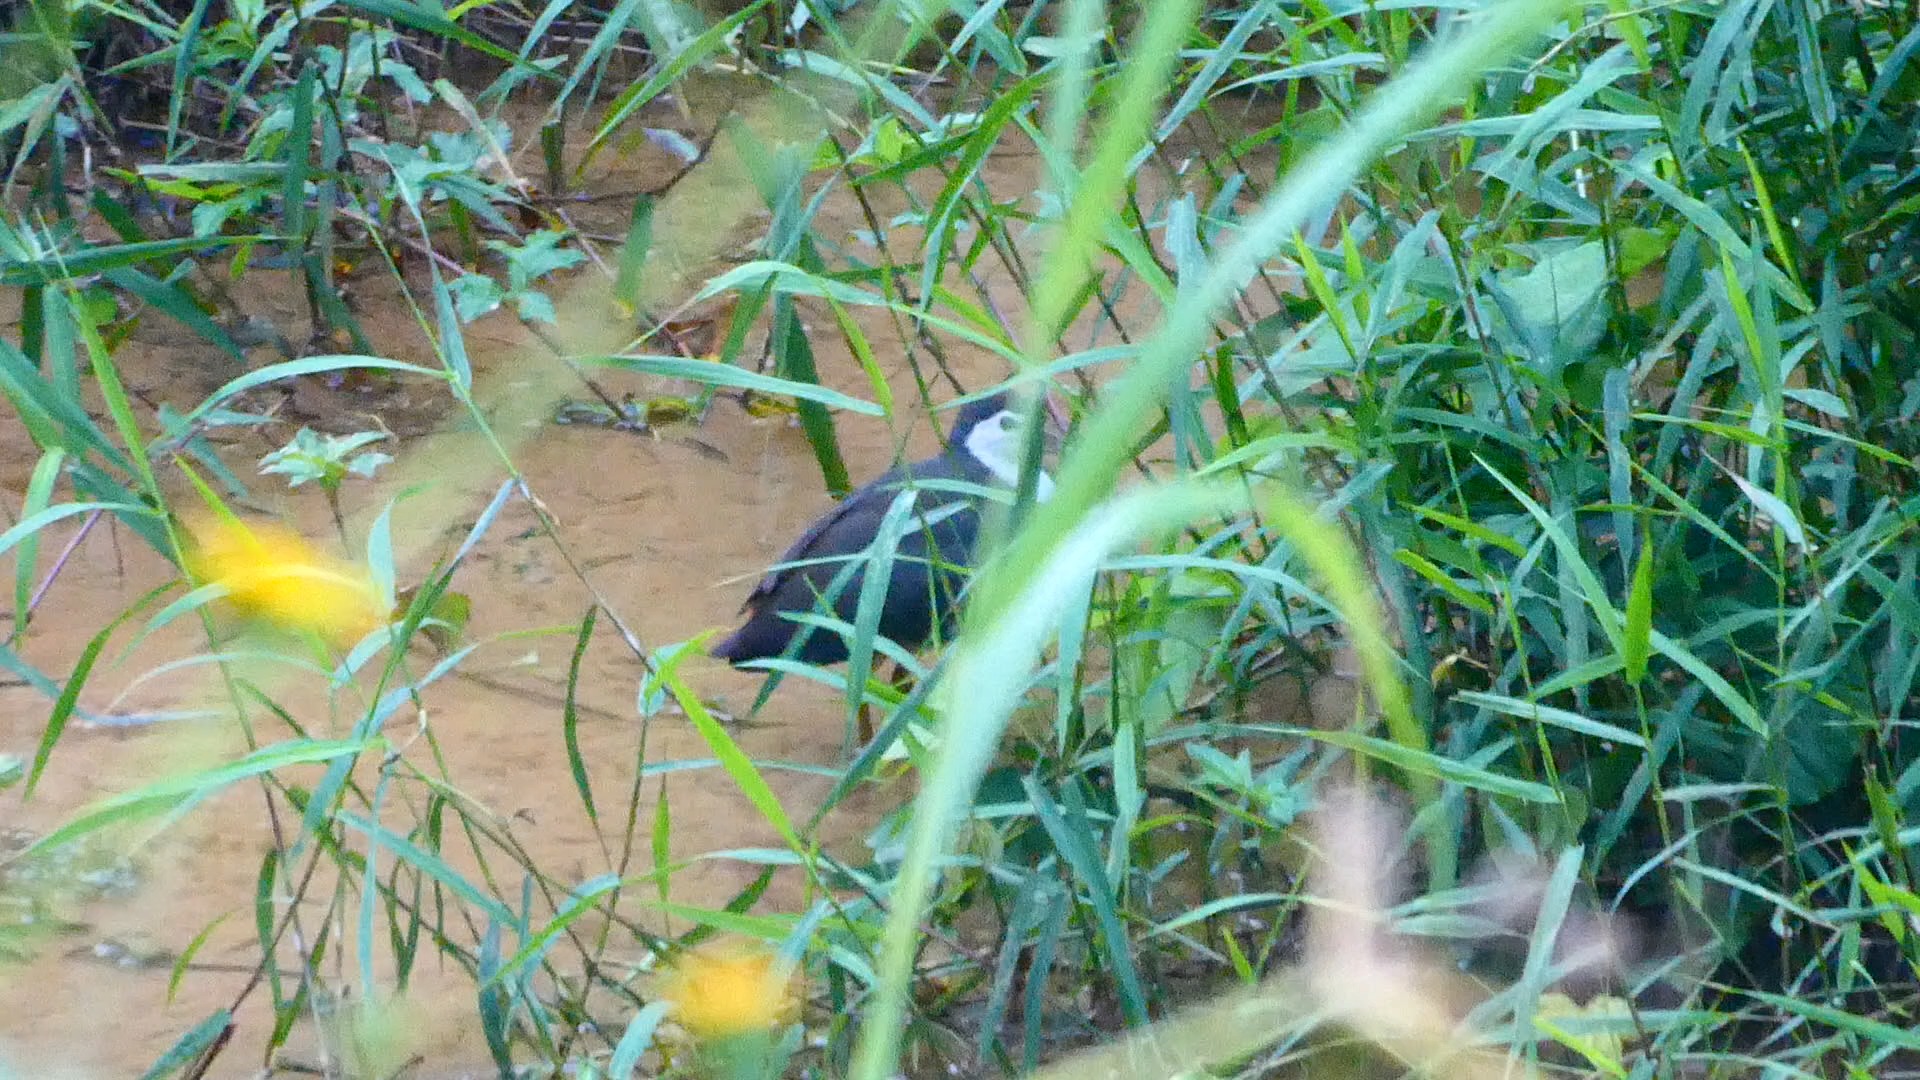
[946,390,1063,496]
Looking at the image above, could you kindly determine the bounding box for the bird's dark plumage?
[711,393,1020,667]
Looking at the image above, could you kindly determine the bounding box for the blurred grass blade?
[29,739,380,854]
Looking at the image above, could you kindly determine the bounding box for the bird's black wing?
[739,462,916,608]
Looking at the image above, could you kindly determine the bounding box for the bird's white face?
[964,409,1056,502]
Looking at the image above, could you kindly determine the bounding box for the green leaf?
[1,236,277,286]
[582,2,770,163]
[581,354,884,415]
[1394,549,1494,615]
[1453,690,1648,749]
[562,607,599,825]
[1409,504,1530,557]
[182,355,448,428]
[1263,725,1562,802]
[135,1009,232,1080]
[13,448,65,630]
[1648,629,1764,733]
[609,1002,673,1079]
[1027,777,1149,1025]
[1622,534,1654,683]
[335,810,516,925]
[337,0,543,71]
[489,228,586,288]
[27,613,115,797]
[661,636,803,852]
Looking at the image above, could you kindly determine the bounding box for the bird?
[711,391,1057,733]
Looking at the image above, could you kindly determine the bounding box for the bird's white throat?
[965,410,1056,502]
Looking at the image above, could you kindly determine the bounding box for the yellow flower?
[662,943,797,1039]
[183,516,385,645]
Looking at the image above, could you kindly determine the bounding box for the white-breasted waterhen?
[711,390,1061,740]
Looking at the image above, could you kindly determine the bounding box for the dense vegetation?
[3,0,1919,1076]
